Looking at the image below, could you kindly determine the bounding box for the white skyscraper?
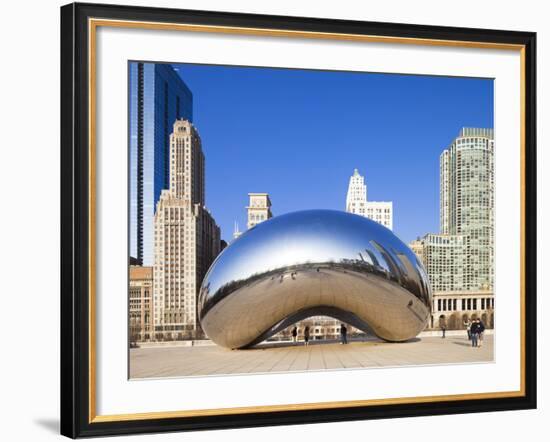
[345,168,393,230]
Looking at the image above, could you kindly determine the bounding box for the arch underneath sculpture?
[241,305,378,348]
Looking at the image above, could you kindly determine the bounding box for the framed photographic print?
[60,2,537,438]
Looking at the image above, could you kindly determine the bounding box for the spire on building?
[233,221,242,240]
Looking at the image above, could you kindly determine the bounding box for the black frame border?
[60,2,537,438]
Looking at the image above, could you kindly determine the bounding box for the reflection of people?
[292,326,298,343]
[477,319,486,347]
[464,319,472,340]
[340,324,348,344]
[304,326,310,346]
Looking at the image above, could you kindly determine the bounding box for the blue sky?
[174,63,493,244]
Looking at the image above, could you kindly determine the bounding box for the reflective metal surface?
[198,210,432,349]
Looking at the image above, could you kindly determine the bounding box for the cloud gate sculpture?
[198,210,432,349]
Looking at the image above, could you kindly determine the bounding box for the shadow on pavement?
[452,340,478,347]
[248,336,420,350]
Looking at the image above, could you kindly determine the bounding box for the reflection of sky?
[203,210,418,296]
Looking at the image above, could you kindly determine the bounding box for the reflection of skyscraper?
[153,120,220,339]
[363,248,381,268]
[129,62,193,265]
[346,169,393,230]
[408,239,424,264]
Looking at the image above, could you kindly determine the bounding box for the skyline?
[167,62,494,244]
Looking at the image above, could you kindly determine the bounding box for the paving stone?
[129,335,493,378]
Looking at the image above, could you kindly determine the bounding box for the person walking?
[340,324,348,344]
[470,319,479,348]
[304,325,310,346]
[441,323,446,339]
[291,326,298,343]
[464,318,472,340]
[477,319,486,347]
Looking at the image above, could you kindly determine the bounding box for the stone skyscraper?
[246,193,272,229]
[129,266,153,342]
[346,168,393,230]
[153,120,220,339]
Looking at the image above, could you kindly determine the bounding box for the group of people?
[291,324,349,345]
[464,318,486,347]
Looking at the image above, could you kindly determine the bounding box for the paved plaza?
[130,334,494,379]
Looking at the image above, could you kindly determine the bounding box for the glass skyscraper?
[129,62,193,265]
[414,127,494,292]
[439,127,494,290]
